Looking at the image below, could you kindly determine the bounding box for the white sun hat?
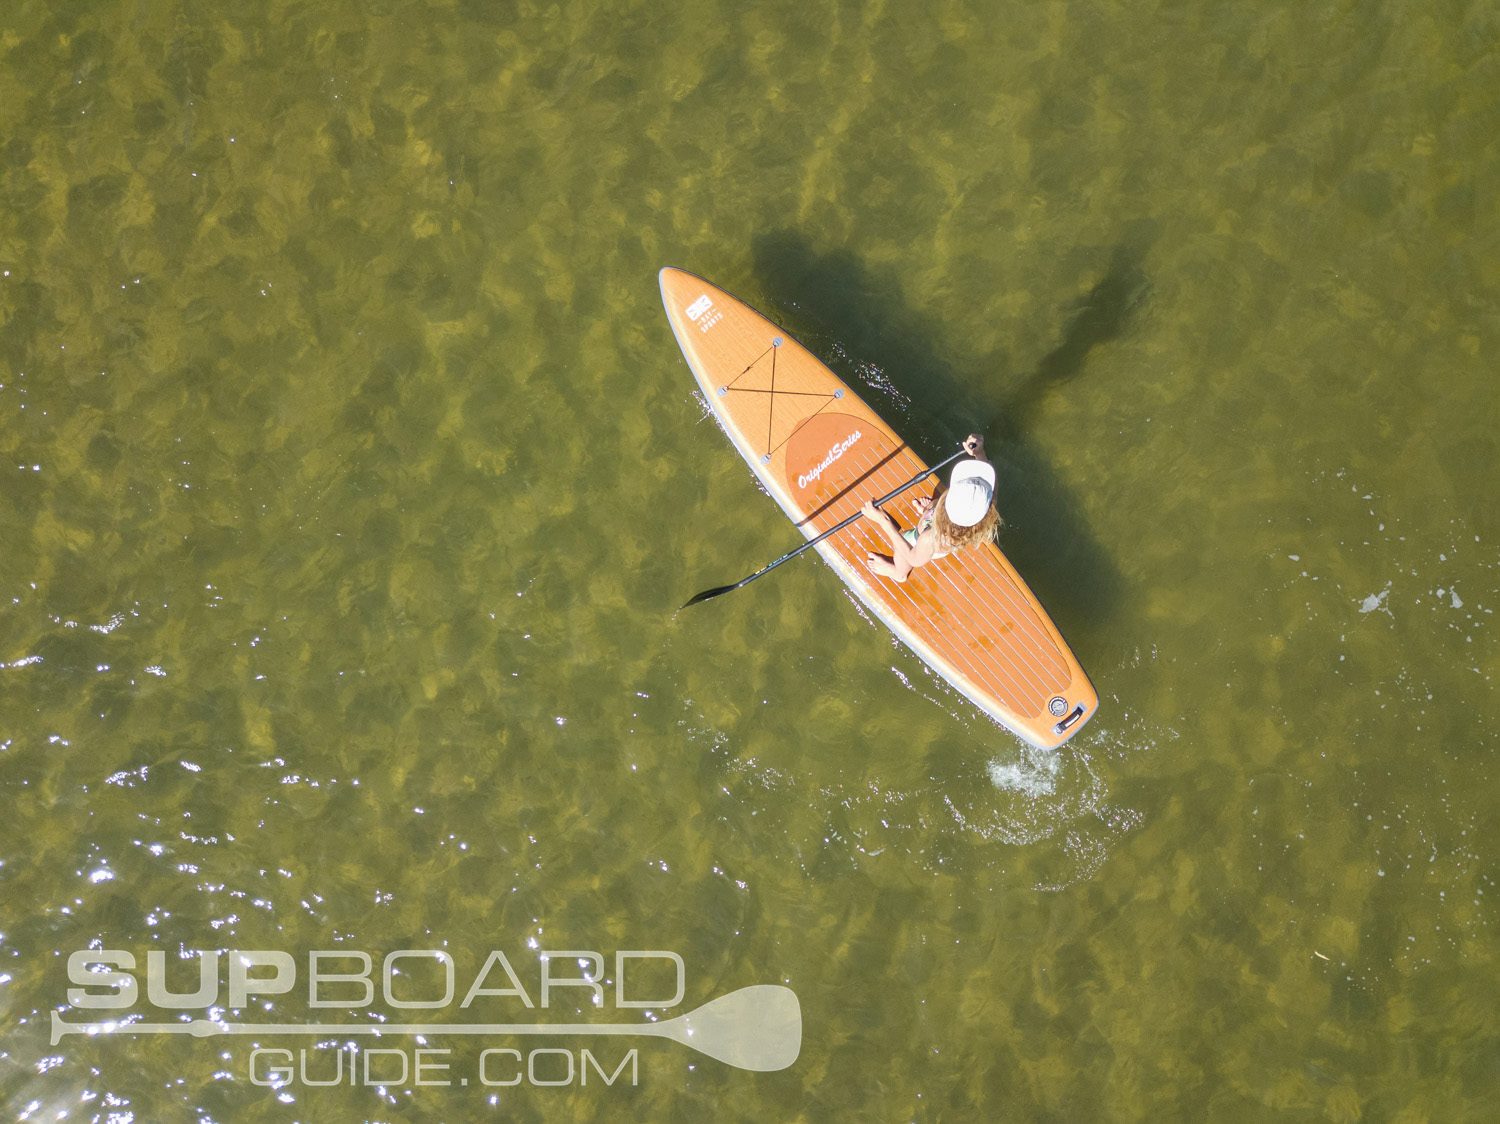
[944,459,997,527]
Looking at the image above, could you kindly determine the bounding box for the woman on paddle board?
[860,434,1000,582]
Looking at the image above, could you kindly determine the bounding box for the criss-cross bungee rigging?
[715,337,846,466]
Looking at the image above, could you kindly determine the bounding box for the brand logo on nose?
[684,294,722,332]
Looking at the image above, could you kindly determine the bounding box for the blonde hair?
[934,500,1001,552]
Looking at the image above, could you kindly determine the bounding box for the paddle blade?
[674,985,802,1072]
[680,584,738,609]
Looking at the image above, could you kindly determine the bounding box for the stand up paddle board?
[661,268,1097,749]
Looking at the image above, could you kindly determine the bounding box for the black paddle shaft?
[681,445,968,609]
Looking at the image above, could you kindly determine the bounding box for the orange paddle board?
[661,268,1097,749]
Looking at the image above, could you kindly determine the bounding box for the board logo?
[784,413,877,506]
[798,431,862,490]
[685,294,723,333]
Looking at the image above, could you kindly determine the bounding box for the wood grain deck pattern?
[662,268,1097,749]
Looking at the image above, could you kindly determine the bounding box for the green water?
[3,0,1498,1119]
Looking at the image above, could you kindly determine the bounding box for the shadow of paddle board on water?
[748,230,1145,644]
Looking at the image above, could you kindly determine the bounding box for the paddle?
[681,444,969,609]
